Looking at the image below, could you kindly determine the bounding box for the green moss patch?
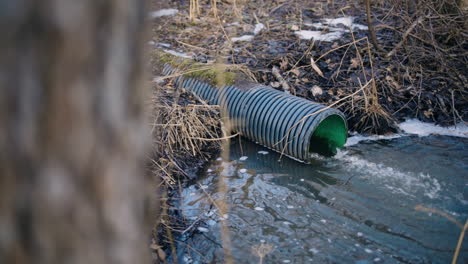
[153,50,237,87]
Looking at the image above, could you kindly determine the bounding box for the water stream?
[175,135,467,263]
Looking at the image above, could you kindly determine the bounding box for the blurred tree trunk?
[0,0,154,263]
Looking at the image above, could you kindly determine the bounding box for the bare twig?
[364,0,384,52]
[386,17,423,57]
[452,219,468,264]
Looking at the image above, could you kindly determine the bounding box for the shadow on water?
[176,135,468,264]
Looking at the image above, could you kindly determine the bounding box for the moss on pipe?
[153,50,237,87]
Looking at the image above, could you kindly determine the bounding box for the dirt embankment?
[150,0,467,134]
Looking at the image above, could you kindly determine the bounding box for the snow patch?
[239,156,248,161]
[305,16,368,31]
[295,30,343,41]
[149,9,179,18]
[232,35,254,42]
[162,49,192,59]
[254,23,266,35]
[258,150,269,155]
[157,42,171,48]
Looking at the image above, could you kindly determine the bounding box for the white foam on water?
[258,150,269,155]
[232,35,254,42]
[309,248,319,254]
[335,150,442,199]
[346,119,467,147]
[149,8,179,18]
[239,156,248,161]
[345,133,402,146]
[399,119,468,138]
[162,49,192,59]
[239,168,247,173]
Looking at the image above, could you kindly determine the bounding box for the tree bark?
[0,1,153,263]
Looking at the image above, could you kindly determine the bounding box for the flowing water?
[175,134,467,263]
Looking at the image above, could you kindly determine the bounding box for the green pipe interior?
[309,115,347,156]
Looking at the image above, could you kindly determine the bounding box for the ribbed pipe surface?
[162,64,347,160]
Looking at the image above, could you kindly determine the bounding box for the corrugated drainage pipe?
[162,64,347,160]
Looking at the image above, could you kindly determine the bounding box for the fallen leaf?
[290,68,300,76]
[350,57,360,69]
[423,110,433,118]
[280,58,289,71]
[271,82,280,88]
[311,85,323,97]
[291,25,299,31]
[310,57,324,78]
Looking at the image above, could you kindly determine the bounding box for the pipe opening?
[309,114,347,156]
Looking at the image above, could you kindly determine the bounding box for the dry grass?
[150,81,222,184]
[189,0,200,22]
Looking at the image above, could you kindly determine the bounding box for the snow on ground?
[254,23,265,35]
[162,49,192,59]
[297,16,367,41]
[149,9,179,18]
[232,35,254,42]
[295,30,343,41]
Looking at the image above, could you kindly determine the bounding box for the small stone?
[291,25,299,31]
[197,227,209,233]
[239,168,247,173]
[254,207,264,211]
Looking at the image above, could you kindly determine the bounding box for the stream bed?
[175,134,467,263]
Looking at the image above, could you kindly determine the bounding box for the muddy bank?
[150,0,467,135]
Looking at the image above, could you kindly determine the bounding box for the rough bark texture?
[0,0,153,263]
